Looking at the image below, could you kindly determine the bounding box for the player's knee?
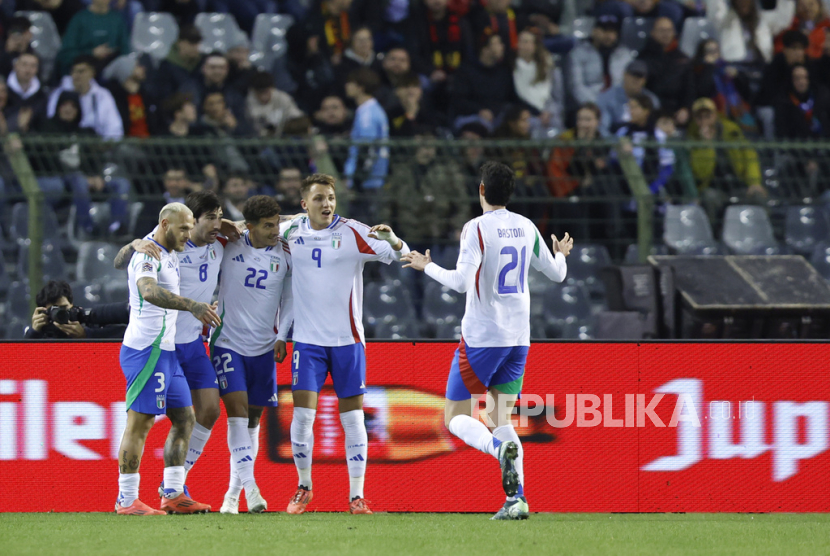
[195,405,220,429]
[169,407,196,432]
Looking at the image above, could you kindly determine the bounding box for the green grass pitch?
[2,513,829,555]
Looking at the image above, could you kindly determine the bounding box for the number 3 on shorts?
[154,371,165,393]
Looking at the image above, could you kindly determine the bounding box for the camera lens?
[48,306,70,324]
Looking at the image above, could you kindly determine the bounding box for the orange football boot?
[286,487,313,514]
[115,499,166,516]
[348,498,373,515]
[159,493,211,514]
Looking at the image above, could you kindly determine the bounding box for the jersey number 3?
[498,246,526,295]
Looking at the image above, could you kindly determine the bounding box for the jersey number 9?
[312,248,322,268]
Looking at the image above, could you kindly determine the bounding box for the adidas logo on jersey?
[236,455,253,464]
[349,454,365,462]
[232,255,245,262]
[181,256,192,264]
[268,393,278,403]
[295,237,305,245]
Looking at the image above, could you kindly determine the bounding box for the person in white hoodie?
[245,71,304,137]
[6,52,47,133]
[46,54,123,139]
[513,28,564,136]
[706,0,796,63]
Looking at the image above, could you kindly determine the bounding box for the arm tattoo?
[113,244,135,270]
[136,277,198,313]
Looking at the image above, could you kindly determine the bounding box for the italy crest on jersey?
[209,247,216,260]
[270,256,280,272]
[332,233,342,250]
[156,395,165,410]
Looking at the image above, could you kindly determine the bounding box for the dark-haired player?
[403,161,573,520]
[211,196,293,514]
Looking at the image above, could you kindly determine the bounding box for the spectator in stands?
[521,0,575,54]
[221,172,252,221]
[25,280,128,339]
[56,0,130,75]
[274,167,304,215]
[775,0,830,59]
[157,94,217,191]
[567,14,634,106]
[707,0,796,63]
[638,17,694,124]
[465,0,521,58]
[687,97,765,220]
[17,0,84,36]
[375,47,417,112]
[458,120,488,213]
[201,91,253,138]
[548,102,612,198]
[629,0,685,31]
[387,73,439,136]
[0,16,34,79]
[757,30,810,107]
[226,35,256,96]
[47,55,123,139]
[134,167,196,232]
[492,104,548,213]
[513,28,565,136]
[151,25,203,104]
[289,0,356,68]
[409,0,465,83]
[103,55,152,138]
[592,0,634,21]
[690,39,758,137]
[313,95,352,136]
[336,26,382,85]
[182,52,247,121]
[450,33,518,128]
[344,68,389,191]
[775,64,830,139]
[380,128,469,246]
[246,71,304,138]
[163,92,201,137]
[596,59,660,135]
[6,52,47,133]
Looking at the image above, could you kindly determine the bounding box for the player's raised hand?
[369,224,403,250]
[191,301,222,328]
[220,219,243,242]
[401,249,432,271]
[131,239,161,260]
[552,232,573,257]
[274,340,288,363]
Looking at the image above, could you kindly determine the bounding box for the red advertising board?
[0,341,828,513]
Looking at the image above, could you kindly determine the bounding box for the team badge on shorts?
[292,372,298,385]
[219,375,228,390]
[332,233,342,250]
[156,394,166,410]
[270,256,280,272]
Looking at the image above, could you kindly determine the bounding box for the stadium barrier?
[1,340,828,513]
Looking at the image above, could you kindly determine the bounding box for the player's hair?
[300,173,336,197]
[243,195,281,224]
[186,190,222,220]
[346,67,381,96]
[159,202,193,223]
[36,280,73,308]
[480,161,515,206]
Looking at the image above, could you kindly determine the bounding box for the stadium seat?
[571,16,595,40]
[785,205,829,256]
[0,249,7,294]
[76,242,122,283]
[422,281,464,327]
[623,243,669,264]
[17,239,67,281]
[10,203,62,245]
[4,318,27,339]
[15,11,61,82]
[809,243,830,282]
[543,283,593,337]
[663,204,719,254]
[194,13,246,54]
[679,17,718,58]
[620,17,654,54]
[564,244,611,302]
[70,281,105,306]
[363,280,416,328]
[434,321,462,340]
[373,319,420,339]
[722,205,780,255]
[250,14,293,71]
[6,281,31,321]
[438,245,460,268]
[104,280,130,304]
[132,12,179,63]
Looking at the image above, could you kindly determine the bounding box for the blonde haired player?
[403,161,572,520]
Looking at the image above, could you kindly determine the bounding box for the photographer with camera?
[25,280,129,339]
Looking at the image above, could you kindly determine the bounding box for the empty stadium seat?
[195,13,245,53]
[70,281,105,306]
[250,14,293,71]
[6,281,31,321]
[104,280,130,304]
[785,205,829,256]
[434,321,462,340]
[364,280,416,328]
[620,17,654,54]
[10,203,62,245]
[543,283,593,337]
[131,12,179,63]
[5,318,27,339]
[679,17,718,57]
[564,244,611,301]
[571,16,595,40]
[722,205,780,255]
[374,320,420,339]
[422,281,465,327]
[76,242,122,283]
[17,239,67,281]
[663,204,719,254]
[15,11,60,81]
[623,243,669,264]
[809,242,830,281]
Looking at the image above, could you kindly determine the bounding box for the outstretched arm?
[136,277,221,327]
[114,239,161,269]
[402,249,477,293]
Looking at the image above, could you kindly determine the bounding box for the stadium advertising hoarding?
[0,341,828,513]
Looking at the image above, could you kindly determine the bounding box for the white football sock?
[340,409,368,500]
[291,407,316,489]
[163,466,185,497]
[493,424,524,499]
[227,421,262,497]
[448,415,499,458]
[227,417,257,494]
[249,423,261,471]
[118,472,140,507]
[184,423,211,473]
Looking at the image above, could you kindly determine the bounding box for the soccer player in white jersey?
[210,196,293,514]
[402,161,573,520]
[115,192,235,500]
[115,203,222,515]
[281,173,410,515]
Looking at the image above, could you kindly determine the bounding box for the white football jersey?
[282,215,408,346]
[453,209,566,347]
[210,231,292,357]
[175,237,225,344]
[123,242,180,352]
